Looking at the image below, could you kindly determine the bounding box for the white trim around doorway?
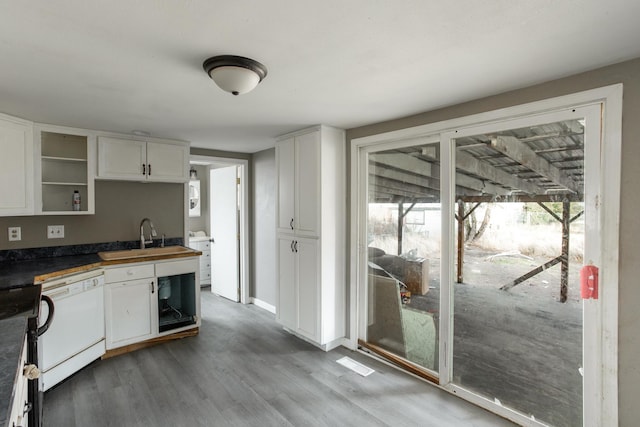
[188,154,250,305]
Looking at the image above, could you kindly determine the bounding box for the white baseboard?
[250,297,276,314]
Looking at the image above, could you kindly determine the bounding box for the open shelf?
[40,131,91,213]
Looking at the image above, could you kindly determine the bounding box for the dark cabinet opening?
[157,272,196,333]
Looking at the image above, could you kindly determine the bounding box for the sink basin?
[98,245,194,261]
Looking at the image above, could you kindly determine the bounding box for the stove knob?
[23,364,40,380]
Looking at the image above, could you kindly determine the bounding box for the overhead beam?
[368,175,439,201]
[372,153,432,177]
[372,159,511,197]
[455,150,546,195]
[370,162,439,192]
[459,194,583,203]
[491,136,581,193]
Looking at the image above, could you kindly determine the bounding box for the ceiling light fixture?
[202,55,268,96]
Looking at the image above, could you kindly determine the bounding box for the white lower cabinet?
[188,238,211,285]
[104,258,200,350]
[105,277,156,349]
[277,236,321,344]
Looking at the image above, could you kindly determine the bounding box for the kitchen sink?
[98,245,194,261]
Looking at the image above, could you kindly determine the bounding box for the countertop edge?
[32,250,202,284]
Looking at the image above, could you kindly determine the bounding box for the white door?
[210,165,240,302]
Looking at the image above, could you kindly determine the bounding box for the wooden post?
[457,200,465,283]
[560,200,570,302]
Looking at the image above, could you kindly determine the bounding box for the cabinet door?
[105,278,155,349]
[0,115,33,216]
[296,237,319,340]
[276,137,295,232]
[146,141,189,182]
[277,236,296,329]
[97,137,147,180]
[295,131,320,236]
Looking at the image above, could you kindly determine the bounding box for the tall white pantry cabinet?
[275,125,346,350]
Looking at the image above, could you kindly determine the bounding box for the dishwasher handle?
[37,295,55,337]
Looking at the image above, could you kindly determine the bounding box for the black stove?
[0,285,41,320]
[0,283,51,427]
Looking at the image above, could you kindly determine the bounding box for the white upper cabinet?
[35,125,96,215]
[97,137,146,180]
[97,136,189,182]
[276,130,321,236]
[0,113,34,216]
[277,137,296,231]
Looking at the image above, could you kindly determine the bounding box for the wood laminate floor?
[43,291,514,427]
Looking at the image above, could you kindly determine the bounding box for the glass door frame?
[440,104,601,426]
[349,84,622,426]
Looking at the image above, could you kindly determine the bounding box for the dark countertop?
[0,254,102,291]
[0,238,185,290]
[0,317,28,427]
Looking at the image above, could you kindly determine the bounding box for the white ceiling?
[1,1,640,153]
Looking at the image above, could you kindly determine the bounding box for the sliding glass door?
[445,106,600,426]
[356,98,609,426]
[364,136,441,375]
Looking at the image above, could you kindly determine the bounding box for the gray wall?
[0,180,184,249]
[251,148,277,307]
[346,57,640,425]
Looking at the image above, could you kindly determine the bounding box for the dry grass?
[370,223,584,262]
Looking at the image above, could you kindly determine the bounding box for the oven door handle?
[37,295,55,337]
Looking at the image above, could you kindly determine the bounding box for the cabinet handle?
[290,218,294,230]
[294,240,298,253]
[290,241,294,252]
[150,281,155,294]
[142,163,146,175]
[148,163,152,176]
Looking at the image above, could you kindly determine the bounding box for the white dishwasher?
[39,270,105,391]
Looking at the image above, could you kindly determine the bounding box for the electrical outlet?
[47,225,65,239]
[8,227,21,241]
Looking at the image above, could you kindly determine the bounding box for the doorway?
[351,86,622,426]
[187,155,249,304]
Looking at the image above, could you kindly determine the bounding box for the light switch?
[8,227,21,241]
[47,225,65,239]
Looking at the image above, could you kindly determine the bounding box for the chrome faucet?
[140,218,157,249]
